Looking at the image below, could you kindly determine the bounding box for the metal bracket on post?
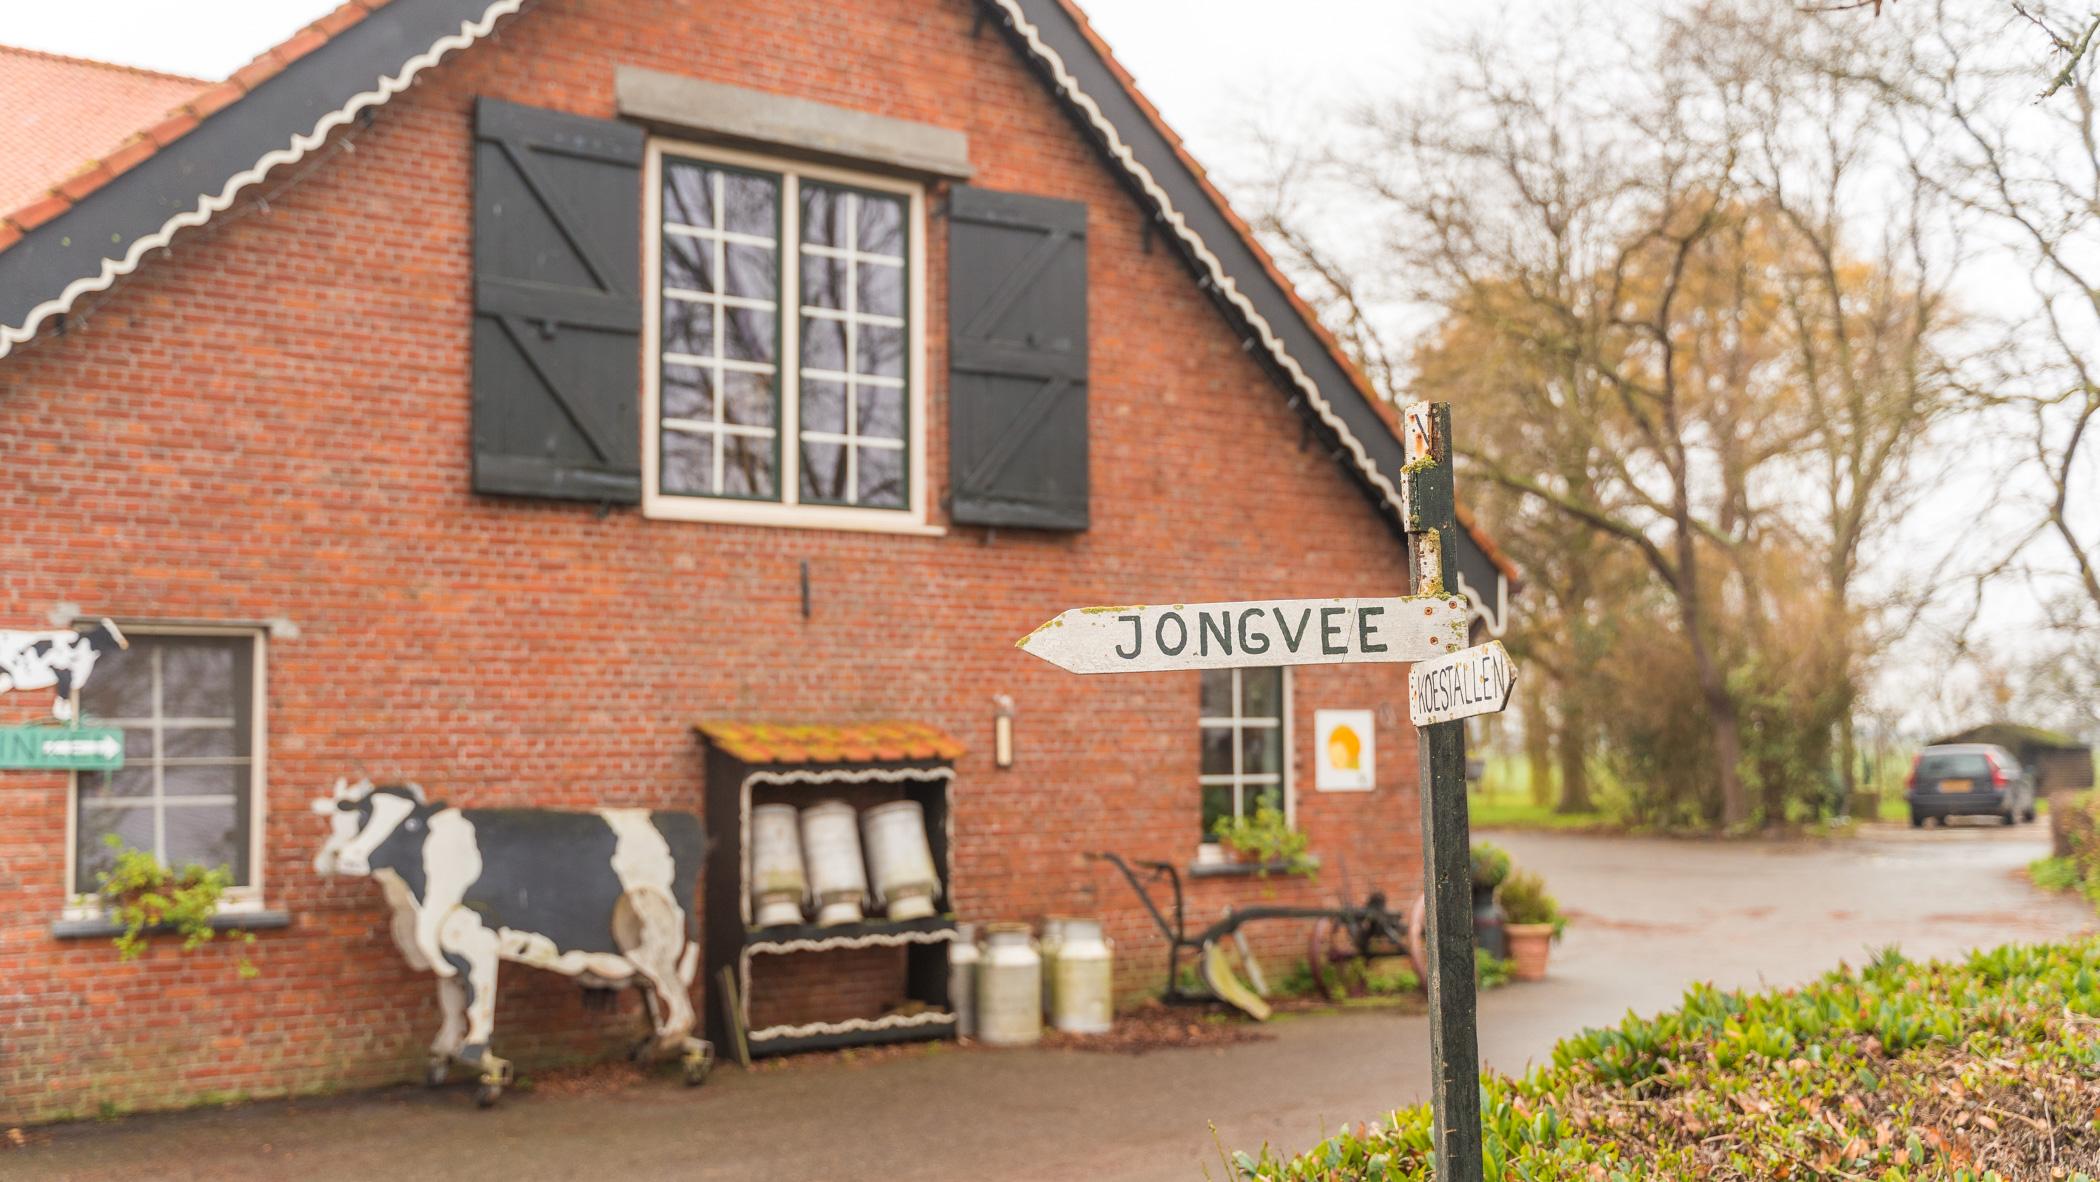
[1404,401,1484,1182]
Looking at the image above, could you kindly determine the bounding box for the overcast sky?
[0,0,1478,173]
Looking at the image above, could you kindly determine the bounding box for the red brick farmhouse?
[0,0,1515,1120]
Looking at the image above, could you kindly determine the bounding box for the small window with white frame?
[642,141,930,532]
[69,628,266,910]
[1200,666,1288,841]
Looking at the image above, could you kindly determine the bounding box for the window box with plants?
[1204,804,1318,878]
[86,836,260,977]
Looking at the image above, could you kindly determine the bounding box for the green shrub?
[1364,962,1420,996]
[1469,843,1511,890]
[1495,868,1565,938]
[1238,937,2100,1180]
[2032,855,2082,892]
[1474,950,1513,990]
[2034,797,2100,916]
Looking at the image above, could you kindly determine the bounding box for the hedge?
[1237,939,2100,1180]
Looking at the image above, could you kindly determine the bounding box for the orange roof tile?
[694,721,967,765]
[0,45,205,217]
[0,1,388,246]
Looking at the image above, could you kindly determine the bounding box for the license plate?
[1938,779,1973,794]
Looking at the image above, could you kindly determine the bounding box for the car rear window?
[1918,752,1992,779]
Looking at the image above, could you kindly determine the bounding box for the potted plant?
[1469,842,1512,959]
[1496,868,1563,982]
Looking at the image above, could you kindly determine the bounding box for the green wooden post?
[1405,401,1484,1182]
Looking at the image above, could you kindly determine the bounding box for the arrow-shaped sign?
[0,724,125,770]
[1018,594,1471,674]
[1408,640,1518,727]
[42,736,122,759]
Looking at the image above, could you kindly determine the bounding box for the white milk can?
[948,922,980,1038]
[1038,915,1070,1019]
[1051,917,1113,1034]
[749,803,809,927]
[799,800,868,926]
[861,799,940,921]
[975,923,1042,1046]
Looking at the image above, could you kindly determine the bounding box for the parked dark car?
[1905,743,2036,827]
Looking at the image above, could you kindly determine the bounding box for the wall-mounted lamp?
[993,694,1016,769]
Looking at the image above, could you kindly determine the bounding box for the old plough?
[1091,851,1426,1020]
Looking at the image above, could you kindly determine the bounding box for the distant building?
[1930,724,2095,792]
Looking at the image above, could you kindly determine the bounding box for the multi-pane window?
[798,184,908,507]
[1200,667,1287,840]
[73,632,262,894]
[648,145,919,523]
[659,162,783,500]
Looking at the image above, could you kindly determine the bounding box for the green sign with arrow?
[0,726,125,771]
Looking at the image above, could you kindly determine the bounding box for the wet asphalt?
[11,819,2091,1182]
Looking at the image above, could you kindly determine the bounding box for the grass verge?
[1466,796,1612,831]
[1233,940,2100,1180]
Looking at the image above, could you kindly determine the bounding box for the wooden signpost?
[1410,640,1517,728]
[1018,401,1504,1182]
[1018,595,1471,673]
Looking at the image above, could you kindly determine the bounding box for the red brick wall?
[0,0,1424,1123]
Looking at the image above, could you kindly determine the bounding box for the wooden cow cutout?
[312,779,713,1104]
[0,620,126,721]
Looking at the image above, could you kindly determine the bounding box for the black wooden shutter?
[471,98,644,503]
[947,186,1089,530]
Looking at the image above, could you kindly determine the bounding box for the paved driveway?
[12,821,2091,1182]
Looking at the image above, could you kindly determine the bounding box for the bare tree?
[1890,0,2100,628]
[1246,1,1962,826]
[1813,0,2100,98]
[1685,3,1966,793]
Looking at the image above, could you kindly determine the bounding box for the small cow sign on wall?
[0,620,127,722]
[312,779,714,1105]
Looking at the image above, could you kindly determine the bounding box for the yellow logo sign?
[1327,725,1362,771]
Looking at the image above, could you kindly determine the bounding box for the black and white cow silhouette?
[312,779,712,1104]
[0,620,127,721]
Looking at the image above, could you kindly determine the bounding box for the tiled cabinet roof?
[694,721,967,765]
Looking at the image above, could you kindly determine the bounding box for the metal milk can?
[1038,915,1070,1019]
[861,799,940,921]
[948,922,980,1038]
[749,802,809,927]
[799,800,868,926]
[975,922,1043,1046]
[1050,917,1113,1034]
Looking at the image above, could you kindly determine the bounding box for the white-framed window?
[67,627,267,912]
[641,140,935,533]
[1200,667,1290,840]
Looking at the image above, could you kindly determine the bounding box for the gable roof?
[0,0,524,356]
[0,46,205,216]
[0,0,1515,627]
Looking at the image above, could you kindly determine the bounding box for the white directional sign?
[1408,640,1518,727]
[1017,595,1471,674]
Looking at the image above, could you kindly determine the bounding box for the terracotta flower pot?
[1505,923,1555,982]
